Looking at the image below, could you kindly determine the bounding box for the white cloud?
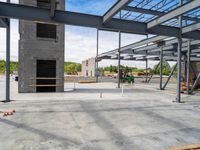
[0,0,175,68]
[0,19,19,61]
[64,26,159,68]
[0,22,168,68]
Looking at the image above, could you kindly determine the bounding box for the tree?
[153,61,171,75]
[64,62,81,75]
[0,60,18,74]
[0,60,6,73]
[75,64,81,72]
[109,65,113,72]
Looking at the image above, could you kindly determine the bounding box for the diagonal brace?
[162,63,177,90]
[147,62,160,83]
[190,73,200,94]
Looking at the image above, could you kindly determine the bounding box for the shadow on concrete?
[0,118,81,148]
[79,101,145,150]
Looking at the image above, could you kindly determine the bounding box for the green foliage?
[132,68,145,72]
[153,61,171,76]
[0,60,6,73]
[121,66,132,76]
[104,65,118,73]
[64,62,81,75]
[0,60,18,74]
[0,60,81,75]
[100,65,146,75]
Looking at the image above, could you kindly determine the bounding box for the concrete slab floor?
[0,77,200,150]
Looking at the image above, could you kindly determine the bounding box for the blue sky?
[66,0,117,15]
[0,0,173,68]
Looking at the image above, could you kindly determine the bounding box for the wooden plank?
[168,144,200,150]
[29,85,62,87]
[30,78,63,80]
[78,80,96,83]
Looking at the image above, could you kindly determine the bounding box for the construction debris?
[0,109,16,117]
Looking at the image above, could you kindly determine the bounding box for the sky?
[0,0,174,68]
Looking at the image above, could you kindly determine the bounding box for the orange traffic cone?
[8,112,13,115]
[3,112,8,117]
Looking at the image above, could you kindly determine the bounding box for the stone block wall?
[19,0,65,93]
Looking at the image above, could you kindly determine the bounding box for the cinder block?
[19,0,65,93]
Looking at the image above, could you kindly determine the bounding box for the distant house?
[82,58,96,77]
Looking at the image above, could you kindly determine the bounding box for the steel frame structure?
[0,0,200,102]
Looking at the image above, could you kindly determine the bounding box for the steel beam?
[124,6,200,23]
[103,0,132,23]
[1,2,200,39]
[98,37,200,61]
[98,35,168,58]
[124,6,163,16]
[182,22,200,34]
[147,0,200,29]
[102,55,200,62]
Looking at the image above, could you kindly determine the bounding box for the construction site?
[0,0,200,149]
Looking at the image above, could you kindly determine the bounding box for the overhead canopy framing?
[0,1,200,39]
[103,0,133,23]
[147,0,200,29]
[97,35,200,61]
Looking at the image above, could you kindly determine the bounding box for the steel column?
[176,34,182,102]
[5,0,10,102]
[160,47,163,90]
[145,34,148,83]
[117,11,122,88]
[145,59,148,83]
[176,0,183,103]
[186,41,191,94]
[96,29,99,82]
[118,30,121,88]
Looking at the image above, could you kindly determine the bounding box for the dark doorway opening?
[36,60,56,92]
